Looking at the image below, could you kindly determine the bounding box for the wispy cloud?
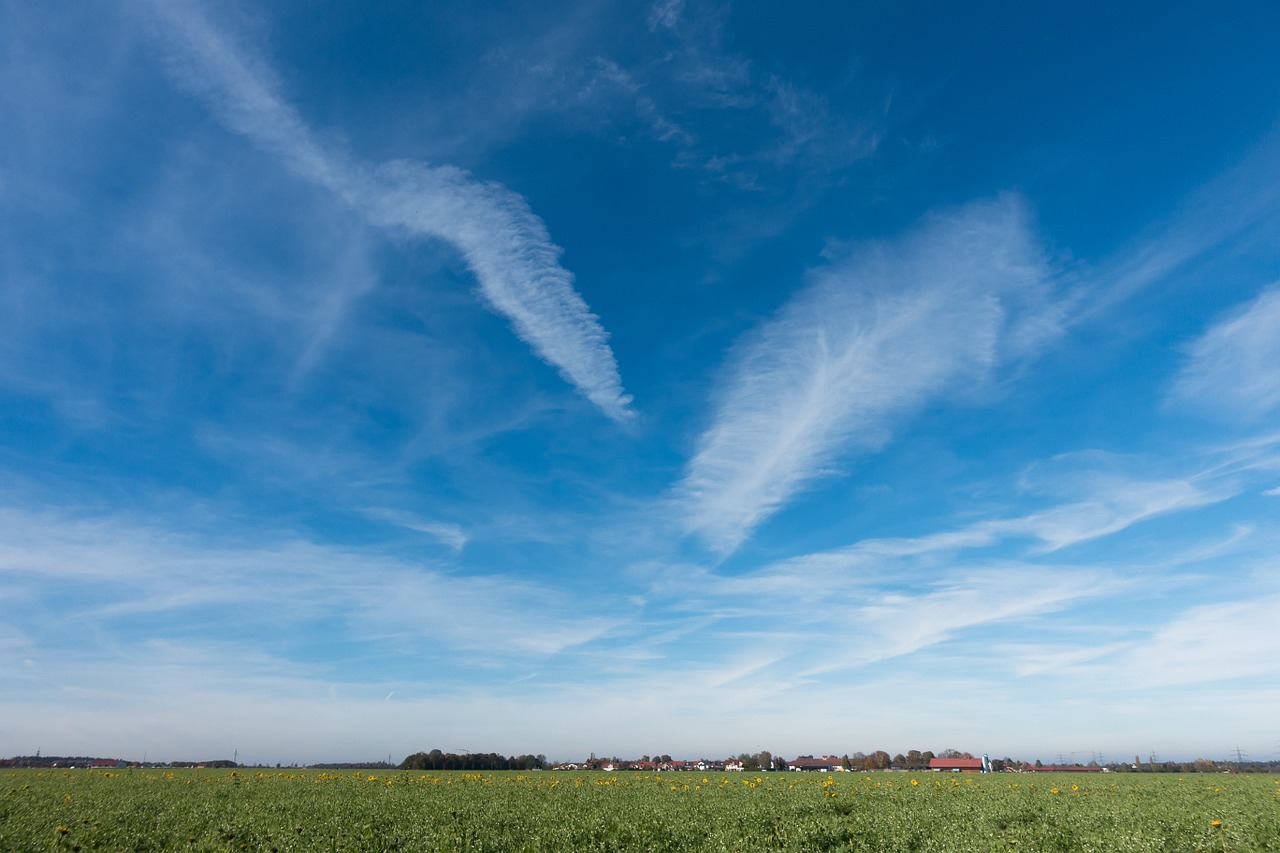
[797,568,1110,677]
[0,506,607,661]
[637,554,1115,686]
[360,508,468,552]
[755,470,1226,586]
[1111,589,1280,688]
[134,0,633,420]
[1168,285,1280,420]
[1024,584,1280,691]
[647,0,685,31]
[761,76,880,173]
[1078,126,1280,322]
[675,197,1058,552]
[1006,456,1233,553]
[581,1,880,192]
[645,467,1202,679]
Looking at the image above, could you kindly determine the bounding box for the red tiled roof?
[929,758,983,770]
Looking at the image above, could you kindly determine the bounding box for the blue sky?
[3,0,1280,765]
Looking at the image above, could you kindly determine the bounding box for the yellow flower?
[1071,784,1078,791]
[56,826,71,835]
[1211,820,1223,828]
[1050,788,1059,794]
[910,779,918,786]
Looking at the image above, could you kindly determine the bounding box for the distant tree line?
[400,750,547,771]
[0,756,234,768]
[1107,756,1280,774]
[0,756,123,769]
[6,750,1277,774]
[307,761,397,771]
[168,760,238,769]
[735,751,783,771]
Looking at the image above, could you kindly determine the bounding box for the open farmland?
[2,768,1278,852]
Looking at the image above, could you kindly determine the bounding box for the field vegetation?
[3,767,1278,851]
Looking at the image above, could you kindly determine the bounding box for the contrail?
[134,0,634,420]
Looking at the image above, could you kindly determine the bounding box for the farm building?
[929,757,985,772]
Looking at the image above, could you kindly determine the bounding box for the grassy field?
[2,768,1278,851]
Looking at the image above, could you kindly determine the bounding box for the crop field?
[2,768,1278,852]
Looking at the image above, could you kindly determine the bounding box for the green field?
[2,768,1277,851]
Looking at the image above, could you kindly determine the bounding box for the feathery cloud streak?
[1169,285,1280,420]
[747,471,1225,590]
[1117,590,1280,688]
[676,197,1056,552]
[135,0,633,420]
[0,506,607,661]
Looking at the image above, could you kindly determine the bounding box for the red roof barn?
[929,757,984,772]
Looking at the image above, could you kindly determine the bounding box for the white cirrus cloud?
[359,508,469,553]
[675,196,1059,552]
[1002,470,1227,553]
[1168,285,1280,420]
[1119,591,1280,688]
[798,567,1111,676]
[0,506,607,660]
[133,0,633,420]
[748,470,1225,586]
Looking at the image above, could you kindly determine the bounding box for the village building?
[928,757,985,772]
